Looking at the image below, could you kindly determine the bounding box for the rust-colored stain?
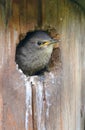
[6,108,18,128]
[28,115,33,130]
[60,108,63,130]
[48,28,61,48]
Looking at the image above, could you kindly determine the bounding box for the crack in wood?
[37,0,43,28]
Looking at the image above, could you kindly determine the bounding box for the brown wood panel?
[0,0,85,130]
[0,0,38,129]
[39,0,83,130]
[80,12,85,130]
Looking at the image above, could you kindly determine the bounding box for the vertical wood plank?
[40,0,83,130]
[80,12,85,130]
[0,0,39,129]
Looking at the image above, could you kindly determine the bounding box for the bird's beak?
[49,39,60,44]
[41,39,60,47]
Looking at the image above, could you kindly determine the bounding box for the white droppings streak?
[16,65,33,130]
[36,81,44,130]
[8,31,11,56]
[45,91,51,118]
[25,76,37,130]
[25,80,32,130]
[49,72,55,84]
[18,68,23,74]
[16,65,52,130]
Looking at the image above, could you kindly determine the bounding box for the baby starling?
[15,30,59,76]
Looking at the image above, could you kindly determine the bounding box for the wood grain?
[0,0,84,130]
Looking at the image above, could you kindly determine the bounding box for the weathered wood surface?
[0,0,85,130]
[71,0,85,10]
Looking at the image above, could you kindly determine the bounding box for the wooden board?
[0,0,85,130]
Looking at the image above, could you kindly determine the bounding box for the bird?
[15,30,59,76]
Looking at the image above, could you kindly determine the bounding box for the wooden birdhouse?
[0,0,85,130]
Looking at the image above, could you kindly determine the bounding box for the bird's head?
[28,31,59,50]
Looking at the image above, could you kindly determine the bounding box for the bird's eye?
[37,41,42,45]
